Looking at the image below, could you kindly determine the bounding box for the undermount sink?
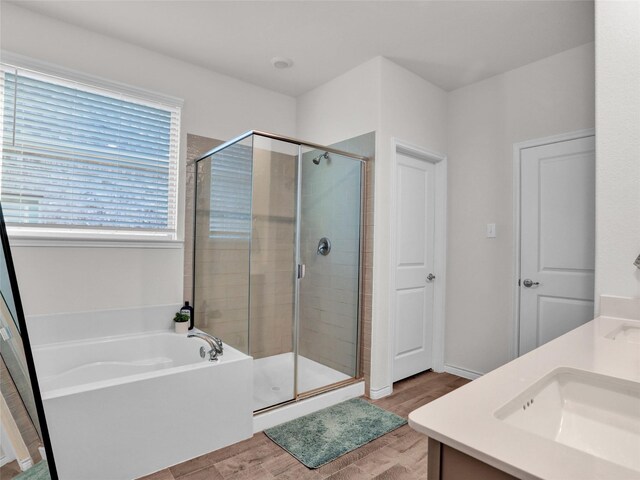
[605,324,640,344]
[495,368,640,473]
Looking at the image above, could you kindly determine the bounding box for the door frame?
[389,138,447,385]
[511,128,595,360]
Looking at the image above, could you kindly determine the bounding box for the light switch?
[487,223,496,238]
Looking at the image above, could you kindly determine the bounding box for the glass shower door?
[250,136,299,411]
[296,148,363,396]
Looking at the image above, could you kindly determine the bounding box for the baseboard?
[368,385,393,399]
[444,364,483,380]
[18,457,33,472]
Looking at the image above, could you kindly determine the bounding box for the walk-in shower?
[193,131,367,412]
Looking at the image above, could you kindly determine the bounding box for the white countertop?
[409,313,640,480]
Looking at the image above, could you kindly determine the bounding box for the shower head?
[312,152,330,165]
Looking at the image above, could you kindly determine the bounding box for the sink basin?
[606,324,640,344]
[495,368,640,473]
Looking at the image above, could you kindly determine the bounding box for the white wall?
[445,43,595,375]
[296,57,381,144]
[594,0,640,303]
[0,4,296,315]
[373,59,447,394]
[297,56,448,396]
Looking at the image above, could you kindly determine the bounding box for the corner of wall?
[594,0,640,303]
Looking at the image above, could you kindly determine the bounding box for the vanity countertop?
[408,312,640,480]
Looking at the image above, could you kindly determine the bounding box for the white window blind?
[209,142,252,239]
[0,64,181,238]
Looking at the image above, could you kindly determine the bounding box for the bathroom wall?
[594,0,640,303]
[296,58,381,145]
[297,59,380,394]
[445,43,595,376]
[298,48,594,389]
[297,57,448,397]
[1,3,296,316]
[374,58,448,395]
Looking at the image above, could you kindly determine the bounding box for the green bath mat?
[264,398,407,469]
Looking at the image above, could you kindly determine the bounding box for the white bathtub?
[32,331,253,480]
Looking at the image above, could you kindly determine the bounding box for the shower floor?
[253,352,351,411]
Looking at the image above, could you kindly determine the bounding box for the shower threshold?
[253,352,352,411]
[252,353,364,432]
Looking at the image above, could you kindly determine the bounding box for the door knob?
[427,273,436,281]
[522,279,539,288]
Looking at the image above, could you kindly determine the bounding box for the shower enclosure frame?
[193,130,369,412]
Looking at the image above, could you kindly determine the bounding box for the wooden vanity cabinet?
[428,438,519,480]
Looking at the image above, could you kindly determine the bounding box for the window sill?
[8,235,184,249]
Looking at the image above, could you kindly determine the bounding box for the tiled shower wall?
[184,134,220,304]
[249,147,296,359]
[298,153,361,375]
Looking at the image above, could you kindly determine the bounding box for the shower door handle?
[297,264,306,279]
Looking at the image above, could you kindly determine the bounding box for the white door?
[393,153,435,382]
[519,135,595,355]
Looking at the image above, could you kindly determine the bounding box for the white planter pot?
[174,322,189,334]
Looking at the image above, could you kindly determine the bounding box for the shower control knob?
[426,273,436,281]
[317,237,331,256]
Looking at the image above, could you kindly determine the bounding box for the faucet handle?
[211,336,223,354]
[201,332,223,353]
[187,331,223,355]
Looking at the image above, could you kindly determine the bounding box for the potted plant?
[173,312,190,334]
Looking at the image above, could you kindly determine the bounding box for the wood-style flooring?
[0,355,43,479]
[139,371,470,480]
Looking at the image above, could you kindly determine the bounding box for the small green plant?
[173,312,189,323]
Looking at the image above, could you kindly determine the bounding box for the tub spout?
[187,333,223,361]
[196,331,223,355]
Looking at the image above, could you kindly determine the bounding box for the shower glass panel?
[297,147,362,395]
[193,132,365,413]
[194,136,253,353]
[250,136,298,410]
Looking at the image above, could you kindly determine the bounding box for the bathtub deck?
[139,370,470,480]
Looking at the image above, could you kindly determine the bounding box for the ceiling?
[6,1,594,96]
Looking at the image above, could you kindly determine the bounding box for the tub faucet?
[187,333,222,361]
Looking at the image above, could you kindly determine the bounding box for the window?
[209,142,252,239]
[0,63,181,240]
